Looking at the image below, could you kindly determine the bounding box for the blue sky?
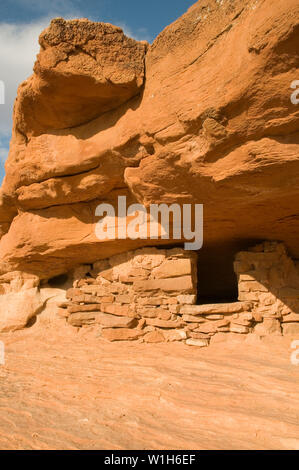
[0,0,195,183]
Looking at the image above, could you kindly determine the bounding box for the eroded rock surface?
[0,325,298,449]
[0,0,298,279]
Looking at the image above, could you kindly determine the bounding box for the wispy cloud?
[0,14,82,172]
[118,23,153,43]
[0,4,150,180]
[0,19,47,135]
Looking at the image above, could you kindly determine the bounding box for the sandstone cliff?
[0,0,299,282]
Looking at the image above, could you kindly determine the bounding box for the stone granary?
[0,0,298,345]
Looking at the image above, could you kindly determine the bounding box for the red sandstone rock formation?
[0,3,299,449]
[0,0,298,281]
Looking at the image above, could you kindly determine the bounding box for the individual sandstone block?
[137,297,163,306]
[182,314,205,323]
[130,248,166,269]
[143,330,165,343]
[145,318,185,329]
[72,294,102,304]
[80,285,111,296]
[152,259,192,279]
[194,322,217,334]
[133,276,194,294]
[186,338,209,347]
[137,307,171,319]
[101,296,116,304]
[68,303,102,313]
[136,307,159,318]
[137,307,172,321]
[115,294,134,304]
[101,328,146,342]
[68,312,99,326]
[158,310,172,321]
[230,324,250,334]
[96,313,136,328]
[203,314,224,320]
[101,303,135,317]
[179,302,248,315]
[163,329,187,342]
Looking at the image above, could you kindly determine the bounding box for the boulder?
[0,288,43,332]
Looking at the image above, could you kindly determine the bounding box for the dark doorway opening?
[196,243,240,304]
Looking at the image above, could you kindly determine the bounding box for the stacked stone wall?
[59,242,299,345]
[235,241,299,337]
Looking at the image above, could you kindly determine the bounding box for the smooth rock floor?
[0,324,298,450]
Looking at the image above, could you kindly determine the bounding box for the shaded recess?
[196,241,262,304]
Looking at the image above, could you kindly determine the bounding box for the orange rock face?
[1,324,299,450]
[0,0,299,279]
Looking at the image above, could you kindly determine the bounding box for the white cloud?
[0,15,81,170]
[118,23,153,43]
[0,20,47,136]
[0,12,150,177]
